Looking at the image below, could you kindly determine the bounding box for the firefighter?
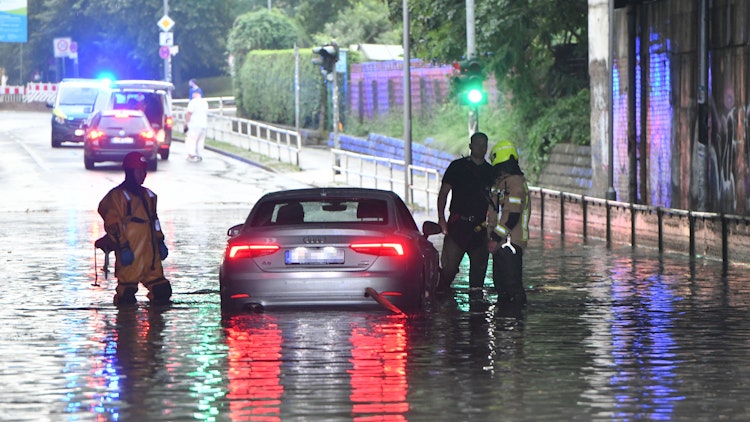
[98,152,172,306]
[487,140,531,305]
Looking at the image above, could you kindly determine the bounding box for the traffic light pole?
[469,107,478,135]
[466,0,477,137]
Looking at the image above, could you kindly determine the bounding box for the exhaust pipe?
[365,287,404,315]
[243,303,265,313]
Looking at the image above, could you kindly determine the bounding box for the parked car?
[83,109,158,171]
[219,187,442,315]
[109,80,174,160]
[46,78,111,147]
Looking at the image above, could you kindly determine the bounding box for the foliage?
[11,0,233,83]
[294,0,353,36]
[235,49,323,129]
[389,0,590,171]
[227,9,309,65]
[525,88,591,181]
[314,0,401,46]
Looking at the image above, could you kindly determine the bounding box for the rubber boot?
[147,282,172,306]
[113,287,138,306]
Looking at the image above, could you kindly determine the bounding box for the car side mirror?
[227,224,243,238]
[422,221,442,238]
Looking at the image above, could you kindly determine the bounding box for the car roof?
[59,78,111,87]
[258,187,400,202]
[100,109,147,118]
[112,80,174,91]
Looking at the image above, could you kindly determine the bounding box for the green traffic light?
[467,88,484,104]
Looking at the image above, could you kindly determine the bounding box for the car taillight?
[227,244,280,259]
[165,116,173,129]
[349,242,405,256]
[139,129,156,140]
[88,130,105,142]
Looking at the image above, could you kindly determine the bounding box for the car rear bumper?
[220,270,421,311]
[84,147,158,163]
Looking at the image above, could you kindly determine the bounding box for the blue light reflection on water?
[608,257,683,420]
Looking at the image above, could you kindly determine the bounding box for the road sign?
[159,46,171,59]
[53,37,71,58]
[157,15,175,32]
[160,32,174,46]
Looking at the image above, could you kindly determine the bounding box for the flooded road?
[4,208,750,421]
[3,111,750,420]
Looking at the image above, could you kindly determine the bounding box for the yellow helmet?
[490,140,519,166]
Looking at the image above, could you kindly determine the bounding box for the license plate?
[111,136,134,144]
[285,247,344,265]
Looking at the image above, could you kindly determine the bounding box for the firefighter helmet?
[490,140,519,166]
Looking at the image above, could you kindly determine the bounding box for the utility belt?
[449,213,487,232]
[450,213,483,223]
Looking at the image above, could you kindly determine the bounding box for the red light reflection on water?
[225,316,284,421]
[349,315,409,421]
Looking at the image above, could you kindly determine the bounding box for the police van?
[47,78,111,148]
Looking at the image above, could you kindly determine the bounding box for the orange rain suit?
[98,185,170,300]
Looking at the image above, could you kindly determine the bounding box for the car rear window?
[99,115,149,132]
[112,92,164,124]
[249,199,390,226]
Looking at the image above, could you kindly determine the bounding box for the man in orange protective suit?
[98,152,172,306]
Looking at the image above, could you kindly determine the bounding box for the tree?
[392,0,589,172]
[315,0,401,46]
[227,9,309,65]
[0,0,234,83]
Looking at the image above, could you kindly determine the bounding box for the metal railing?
[331,148,441,212]
[173,105,301,166]
[173,96,236,116]
[531,187,750,265]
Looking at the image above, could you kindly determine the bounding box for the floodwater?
[2,207,750,421]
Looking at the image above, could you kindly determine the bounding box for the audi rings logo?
[303,236,325,244]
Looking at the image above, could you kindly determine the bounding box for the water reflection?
[91,306,169,419]
[348,315,408,420]
[224,314,284,421]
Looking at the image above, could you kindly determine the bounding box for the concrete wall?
[590,0,750,216]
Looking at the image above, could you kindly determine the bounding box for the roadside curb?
[172,134,278,174]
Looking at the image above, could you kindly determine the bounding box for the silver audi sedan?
[219,188,442,315]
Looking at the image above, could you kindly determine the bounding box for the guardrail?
[531,187,750,265]
[331,148,441,212]
[173,96,236,116]
[173,106,301,166]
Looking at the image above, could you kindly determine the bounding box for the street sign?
[159,32,174,47]
[53,37,71,58]
[157,15,175,32]
[159,46,171,59]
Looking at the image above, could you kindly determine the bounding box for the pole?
[294,44,300,134]
[696,0,708,211]
[606,0,617,200]
[403,0,412,205]
[333,70,339,150]
[163,0,171,82]
[466,0,477,136]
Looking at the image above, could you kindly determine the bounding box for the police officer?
[487,140,531,305]
[98,152,172,306]
[436,132,494,298]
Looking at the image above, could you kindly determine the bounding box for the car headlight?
[54,116,66,124]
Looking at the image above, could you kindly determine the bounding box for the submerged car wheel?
[148,157,158,171]
[160,148,170,160]
[84,157,95,170]
[51,138,61,148]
